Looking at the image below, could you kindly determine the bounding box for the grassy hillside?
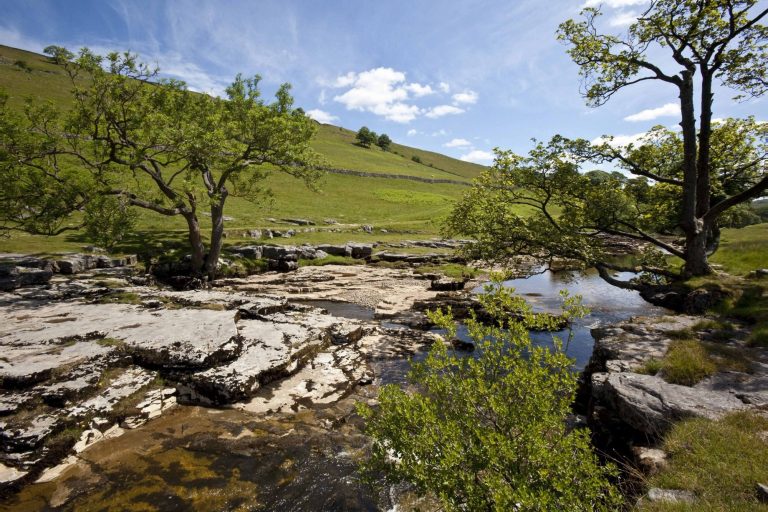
[0,45,483,183]
[0,44,485,252]
[313,124,484,181]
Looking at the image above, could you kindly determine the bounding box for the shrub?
[357,283,621,511]
[411,155,422,164]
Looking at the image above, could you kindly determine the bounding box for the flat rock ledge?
[0,275,378,490]
[584,315,768,441]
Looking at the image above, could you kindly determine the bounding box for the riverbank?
[1,244,766,510]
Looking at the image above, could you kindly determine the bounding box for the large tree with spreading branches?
[558,0,768,277]
[0,48,320,278]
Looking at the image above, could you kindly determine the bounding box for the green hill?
[0,44,485,253]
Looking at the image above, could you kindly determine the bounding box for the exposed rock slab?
[592,371,747,435]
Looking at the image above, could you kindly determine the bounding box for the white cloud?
[582,0,647,8]
[432,129,448,137]
[425,105,465,118]
[405,83,434,97]
[609,11,639,26]
[591,132,647,148]
[624,102,679,122]
[318,90,327,105]
[306,109,338,124]
[332,67,433,123]
[444,138,472,148]
[407,129,419,136]
[438,82,451,93]
[460,150,494,164]
[452,90,478,105]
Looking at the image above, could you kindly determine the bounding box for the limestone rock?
[645,488,696,504]
[593,372,747,436]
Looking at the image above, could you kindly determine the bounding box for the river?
[1,268,665,512]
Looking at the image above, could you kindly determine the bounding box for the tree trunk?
[183,212,206,275]
[696,73,713,218]
[684,227,712,277]
[678,71,699,235]
[678,71,712,277]
[205,190,228,280]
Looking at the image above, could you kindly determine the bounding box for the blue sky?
[1,0,766,164]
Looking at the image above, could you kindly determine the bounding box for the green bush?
[357,283,621,511]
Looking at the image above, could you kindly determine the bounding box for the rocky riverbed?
[0,263,457,510]
[3,254,764,510]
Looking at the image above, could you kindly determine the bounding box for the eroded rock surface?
[585,315,768,439]
[0,263,444,497]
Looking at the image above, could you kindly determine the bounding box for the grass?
[709,224,768,276]
[299,255,358,266]
[0,44,489,255]
[96,337,126,348]
[660,339,717,386]
[413,263,480,279]
[641,411,768,511]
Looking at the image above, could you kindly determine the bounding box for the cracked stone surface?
[586,315,768,438]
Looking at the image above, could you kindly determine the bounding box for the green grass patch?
[660,339,717,386]
[637,357,663,376]
[747,325,768,347]
[372,189,454,205]
[643,411,768,511]
[96,337,126,348]
[413,263,480,280]
[94,291,142,305]
[299,255,358,266]
[709,223,768,276]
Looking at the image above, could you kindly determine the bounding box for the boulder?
[261,245,297,260]
[317,244,350,257]
[230,245,263,259]
[347,243,373,259]
[645,488,696,504]
[591,372,747,436]
[0,266,53,291]
[430,278,467,291]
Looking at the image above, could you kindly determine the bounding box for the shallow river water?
[1,269,666,512]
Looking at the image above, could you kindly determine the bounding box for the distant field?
[0,44,491,254]
[710,223,768,275]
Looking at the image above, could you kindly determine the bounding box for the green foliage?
[376,133,392,151]
[357,284,620,511]
[83,195,137,250]
[42,45,74,64]
[645,412,768,511]
[355,126,377,148]
[411,154,422,164]
[1,48,321,275]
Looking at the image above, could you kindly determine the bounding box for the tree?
[42,45,74,64]
[446,118,767,291]
[0,49,320,278]
[376,133,392,151]
[358,283,621,511]
[558,0,768,277]
[355,126,377,147]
